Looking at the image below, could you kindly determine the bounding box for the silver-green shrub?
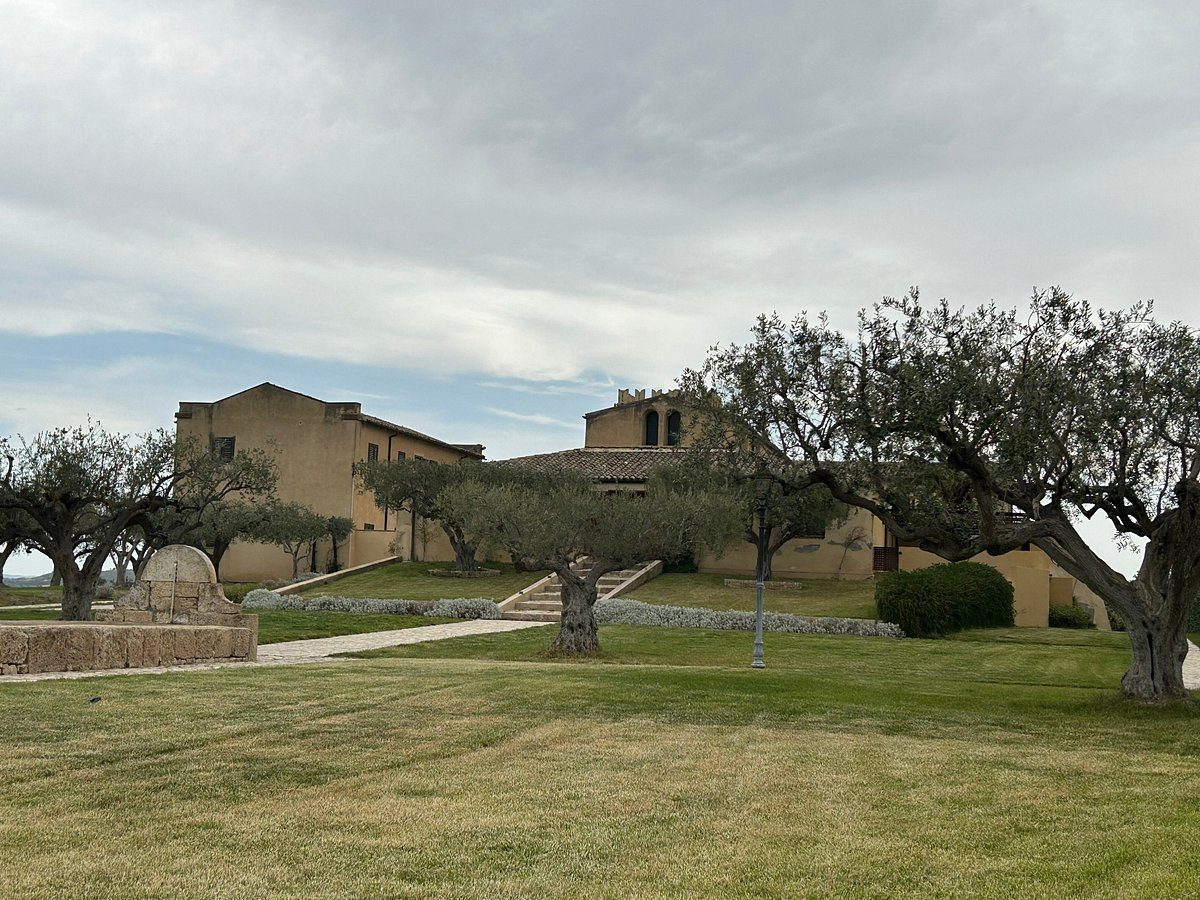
[241,590,500,620]
[593,598,904,638]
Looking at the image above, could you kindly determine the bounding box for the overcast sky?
[3,1,1198,576]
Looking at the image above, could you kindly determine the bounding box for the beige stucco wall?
[177,383,478,582]
[585,396,693,448]
[1070,583,1113,631]
[698,507,876,580]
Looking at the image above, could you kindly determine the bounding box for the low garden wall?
[0,622,257,675]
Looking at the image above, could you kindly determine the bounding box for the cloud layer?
[3,0,1198,388]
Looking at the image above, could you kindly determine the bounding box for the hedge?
[593,598,904,638]
[242,590,501,620]
[874,562,1014,638]
[1048,603,1095,629]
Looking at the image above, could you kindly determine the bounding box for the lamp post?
[752,496,767,669]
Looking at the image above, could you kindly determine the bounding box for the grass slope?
[297,560,548,602]
[625,571,878,618]
[2,624,1199,897]
[0,585,61,606]
[0,608,448,645]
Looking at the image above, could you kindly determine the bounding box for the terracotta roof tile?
[497,447,684,482]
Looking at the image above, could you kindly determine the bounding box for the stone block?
[157,629,176,665]
[213,628,234,659]
[173,629,198,662]
[96,628,128,670]
[141,628,163,667]
[142,545,218,585]
[191,628,216,660]
[114,583,151,611]
[125,629,145,668]
[0,628,29,666]
[26,628,70,674]
[63,627,97,672]
[231,629,251,659]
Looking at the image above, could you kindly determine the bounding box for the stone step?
[502,610,560,622]
[516,600,561,612]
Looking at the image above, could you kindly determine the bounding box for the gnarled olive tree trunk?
[1115,491,1200,702]
[56,556,106,621]
[550,565,619,656]
[442,523,478,572]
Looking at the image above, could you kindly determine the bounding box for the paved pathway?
[258,619,548,664]
[1184,641,1200,691]
[0,618,550,684]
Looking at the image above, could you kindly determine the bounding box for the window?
[363,523,375,531]
[666,410,682,446]
[394,451,406,461]
[644,410,659,446]
[213,436,235,462]
[367,442,379,462]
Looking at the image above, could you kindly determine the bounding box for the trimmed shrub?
[593,598,904,638]
[1048,603,1095,629]
[241,590,501,620]
[875,562,1014,638]
[222,583,261,604]
[95,581,115,600]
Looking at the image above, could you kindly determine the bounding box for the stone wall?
[0,622,256,675]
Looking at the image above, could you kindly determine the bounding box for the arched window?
[666,410,682,446]
[644,410,660,446]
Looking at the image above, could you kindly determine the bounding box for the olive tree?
[685,288,1200,702]
[325,515,355,572]
[0,424,276,620]
[443,475,742,655]
[653,456,847,581]
[252,501,331,580]
[356,458,496,571]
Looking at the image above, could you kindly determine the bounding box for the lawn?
[2,622,1199,897]
[297,560,548,601]
[0,585,61,606]
[0,607,449,645]
[624,571,878,618]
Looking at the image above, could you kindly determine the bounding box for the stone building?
[175,383,484,582]
[500,388,1110,629]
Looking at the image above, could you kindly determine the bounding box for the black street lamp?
[752,496,767,669]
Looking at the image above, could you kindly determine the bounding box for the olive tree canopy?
[443,475,742,655]
[684,288,1200,702]
[0,424,276,619]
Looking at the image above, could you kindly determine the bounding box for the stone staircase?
[500,558,661,622]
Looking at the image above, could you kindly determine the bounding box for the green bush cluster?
[1048,603,1094,629]
[874,562,1014,638]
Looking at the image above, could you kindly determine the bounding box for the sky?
[3,0,1198,576]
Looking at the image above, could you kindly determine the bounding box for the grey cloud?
[1,0,1198,387]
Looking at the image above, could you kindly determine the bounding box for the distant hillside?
[4,569,118,588]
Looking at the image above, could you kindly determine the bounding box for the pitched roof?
[356,414,485,459]
[497,447,684,482]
